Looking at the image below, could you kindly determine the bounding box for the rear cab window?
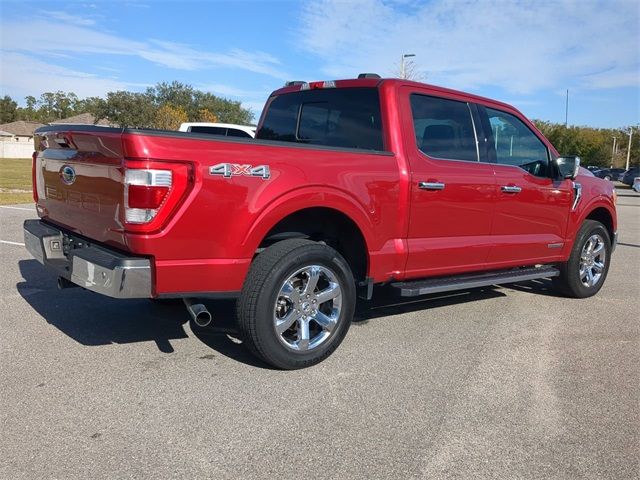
[409,94,479,162]
[257,87,385,151]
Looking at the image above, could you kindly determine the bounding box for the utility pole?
[565,89,569,127]
[625,127,634,171]
[611,136,617,167]
[401,53,415,79]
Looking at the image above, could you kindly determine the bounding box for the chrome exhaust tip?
[183,298,212,327]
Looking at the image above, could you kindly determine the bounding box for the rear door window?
[257,87,384,151]
[409,94,479,162]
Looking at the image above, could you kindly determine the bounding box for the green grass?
[0,192,32,204]
[0,158,33,204]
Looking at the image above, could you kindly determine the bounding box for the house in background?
[0,121,44,158]
[0,114,115,159]
[50,113,115,127]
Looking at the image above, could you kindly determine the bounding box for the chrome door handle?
[501,185,522,193]
[418,181,445,191]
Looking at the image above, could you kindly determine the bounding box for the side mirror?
[554,155,581,180]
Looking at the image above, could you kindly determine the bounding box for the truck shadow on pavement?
[353,285,507,323]
[18,259,557,368]
[16,259,269,368]
[17,259,192,353]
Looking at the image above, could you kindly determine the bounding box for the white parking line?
[0,205,33,212]
[0,240,25,246]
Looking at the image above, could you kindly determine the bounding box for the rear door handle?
[501,185,522,193]
[418,181,445,191]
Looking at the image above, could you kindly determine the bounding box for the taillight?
[123,161,192,232]
[31,151,38,203]
[124,169,172,223]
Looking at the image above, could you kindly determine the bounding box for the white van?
[178,122,256,138]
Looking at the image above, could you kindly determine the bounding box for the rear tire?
[237,239,355,369]
[553,220,611,298]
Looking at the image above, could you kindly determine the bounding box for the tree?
[395,58,425,81]
[146,81,253,124]
[148,81,197,115]
[195,91,253,124]
[532,120,638,168]
[154,104,188,130]
[94,91,156,128]
[198,108,218,123]
[0,95,18,123]
[21,96,38,121]
[53,91,79,119]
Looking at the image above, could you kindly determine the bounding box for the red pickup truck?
[24,76,617,369]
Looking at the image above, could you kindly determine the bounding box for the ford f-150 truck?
[24,75,617,369]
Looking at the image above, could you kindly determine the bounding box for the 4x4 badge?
[209,163,270,180]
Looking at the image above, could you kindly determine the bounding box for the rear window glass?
[410,94,478,162]
[227,128,253,138]
[190,126,226,135]
[257,87,384,151]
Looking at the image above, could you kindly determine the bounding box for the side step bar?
[391,265,560,297]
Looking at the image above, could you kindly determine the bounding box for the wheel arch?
[584,205,615,242]
[256,206,370,283]
[242,189,374,284]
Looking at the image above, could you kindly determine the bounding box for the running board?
[391,265,560,297]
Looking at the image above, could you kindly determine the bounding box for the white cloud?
[41,11,96,26]
[298,0,640,94]
[199,83,267,98]
[0,52,133,99]
[0,18,289,79]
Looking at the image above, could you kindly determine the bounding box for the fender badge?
[209,163,270,180]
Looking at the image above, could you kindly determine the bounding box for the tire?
[553,220,611,298]
[237,239,356,369]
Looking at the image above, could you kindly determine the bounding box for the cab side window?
[410,94,479,162]
[481,107,549,177]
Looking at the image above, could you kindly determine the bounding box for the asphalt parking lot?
[1,191,638,480]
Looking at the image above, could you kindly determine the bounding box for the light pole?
[401,53,416,79]
[612,136,617,167]
[625,127,635,171]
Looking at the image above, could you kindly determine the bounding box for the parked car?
[24,75,618,369]
[594,168,626,181]
[586,166,601,173]
[621,167,640,186]
[179,122,256,138]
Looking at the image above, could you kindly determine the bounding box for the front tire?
[553,220,611,298]
[237,239,355,369]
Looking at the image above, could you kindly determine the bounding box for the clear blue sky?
[1,0,638,127]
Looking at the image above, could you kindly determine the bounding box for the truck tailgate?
[34,128,128,249]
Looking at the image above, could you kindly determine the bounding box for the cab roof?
[271,77,513,111]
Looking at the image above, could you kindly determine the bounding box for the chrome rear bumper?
[23,220,152,299]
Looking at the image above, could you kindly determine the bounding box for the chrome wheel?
[273,265,342,352]
[579,234,606,288]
